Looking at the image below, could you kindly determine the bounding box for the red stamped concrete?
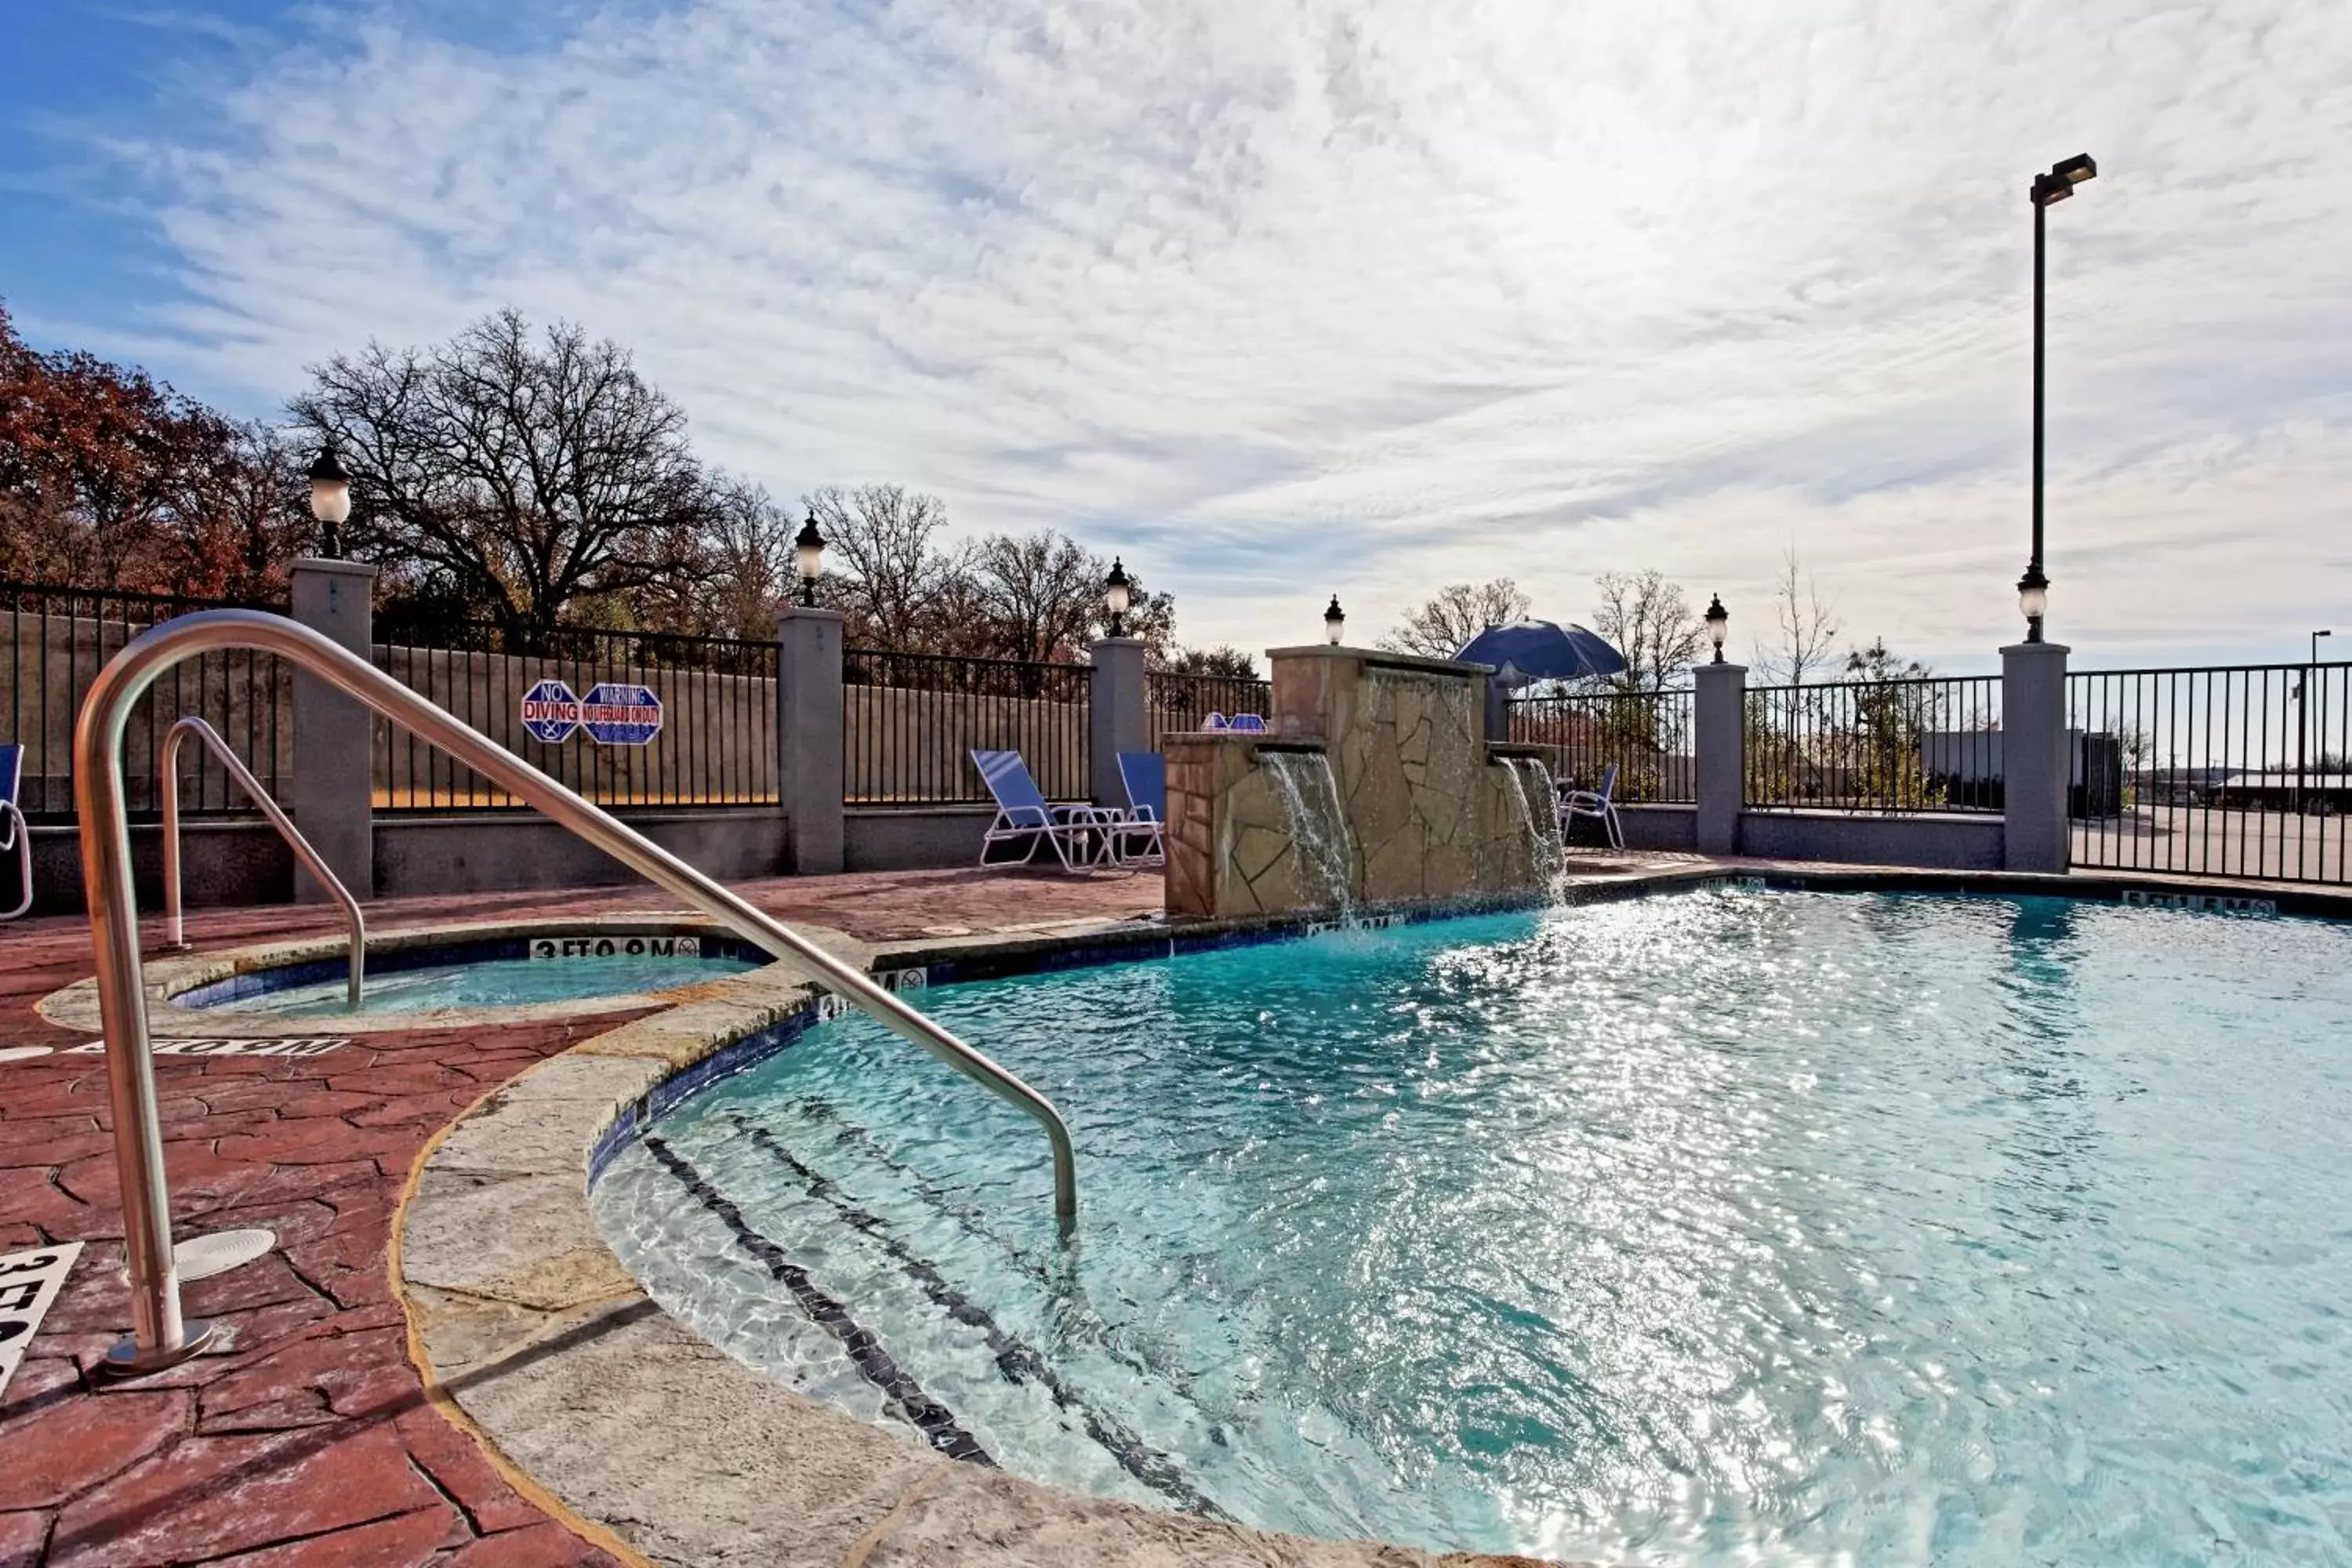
[0,866,1158,1566]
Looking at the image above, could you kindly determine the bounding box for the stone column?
[1693,661,1746,856]
[288,557,379,902]
[776,607,846,874]
[2002,640,2071,873]
[1087,636,1149,806]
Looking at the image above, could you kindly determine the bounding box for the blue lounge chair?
[0,744,29,919]
[1112,751,1167,866]
[971,749,1120,871]
[1558,762,1624,851]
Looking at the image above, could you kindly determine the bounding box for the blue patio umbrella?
[1454,619,1625,686]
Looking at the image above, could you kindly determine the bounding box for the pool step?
[666,1100,1235,1520]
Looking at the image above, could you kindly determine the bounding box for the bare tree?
[290,308,717,648]
[1591,570,1707,691]
[805,484,957,648]
[1381,579,1531,658]
[975,530,1104,662]
[1753,546,1841,687]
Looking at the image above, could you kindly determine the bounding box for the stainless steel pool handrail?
[160,716,365,1009]
[76,608,1079,1375]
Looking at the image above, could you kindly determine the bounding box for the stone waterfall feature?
[1163,647,1564,920]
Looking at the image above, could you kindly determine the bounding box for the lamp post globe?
[793,512,825,608]
[1103,557,1133,639]
[307,444,352,560]
[1323,595,1345,646]
[1704,593,1730,663]
[2016,561,2050,643]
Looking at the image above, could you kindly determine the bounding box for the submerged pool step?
[722,1112,1229,1521]
[639,1133,993,1465]
[768,1098,1245,1443]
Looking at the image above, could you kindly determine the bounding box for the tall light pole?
[2303,630,2332,815]
[2020,153,2097,643]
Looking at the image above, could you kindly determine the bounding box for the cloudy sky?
[5,0,2349,670]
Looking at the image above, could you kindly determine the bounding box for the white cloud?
[92,0,2352,665]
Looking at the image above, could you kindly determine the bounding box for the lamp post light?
[793,511,825,607]
[307,444,352,560]
[1323,595,1345,646]
[1103,557,1133,639]
[1704,593,1730,663]
[2021,151,2096,643]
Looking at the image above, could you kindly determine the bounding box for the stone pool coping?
[394,862,2352,1568]
[35,915,848,1038]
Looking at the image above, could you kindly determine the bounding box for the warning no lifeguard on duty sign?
[519,679,662,746]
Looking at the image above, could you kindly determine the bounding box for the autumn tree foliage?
[0,301,309,597]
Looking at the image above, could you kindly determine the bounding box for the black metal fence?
[844,648,1091,805]
[1148,670,1272,749]
[2069,663,2348,884]
[373,624,778,811]
[2,581,291,822]
[1744,675,2002,814]
[1508,688,1695,802]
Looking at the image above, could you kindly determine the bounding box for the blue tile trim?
[587,1005,817,1185]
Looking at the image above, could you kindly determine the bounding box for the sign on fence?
[521,679,583,743]
[582,683,663,746]
[519,679,662,746]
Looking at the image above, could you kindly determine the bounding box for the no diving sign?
[521,679,583,744]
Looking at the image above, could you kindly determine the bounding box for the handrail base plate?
[102,1319,218,1377]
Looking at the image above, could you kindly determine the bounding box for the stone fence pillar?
[777,607,845,874]
[2002,641,2071,873]
[1693,660,1746,856]
[1087,637,1149,807]
[288,557,378,902]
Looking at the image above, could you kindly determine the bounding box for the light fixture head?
[1704,593,1730,662]
[1323,594,1345,645]
[793,511,825,605]
[2053,153,2098,186]
[2017,561,2050,640]
[1103,557,1132,618]
[307,444,352,526]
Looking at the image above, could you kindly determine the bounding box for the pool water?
[592,891,2352,1564]
[198,949,760,1014]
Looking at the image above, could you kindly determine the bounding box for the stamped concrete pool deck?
[4,854,2341,1566]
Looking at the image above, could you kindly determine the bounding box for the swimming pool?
[591,889,2352,1564]
[186,935,761,1015]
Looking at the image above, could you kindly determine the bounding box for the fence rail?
[844,648,1090,805]
[2069,663,2348,885]
[373,624,778,811]
[1744,675,2002,814]
[1508,688,1695,802]
[2,582,290,822]
[1148,670,1272,750]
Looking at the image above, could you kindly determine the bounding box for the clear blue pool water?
[198,949,760,1014]
[592,890,2352,1564]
